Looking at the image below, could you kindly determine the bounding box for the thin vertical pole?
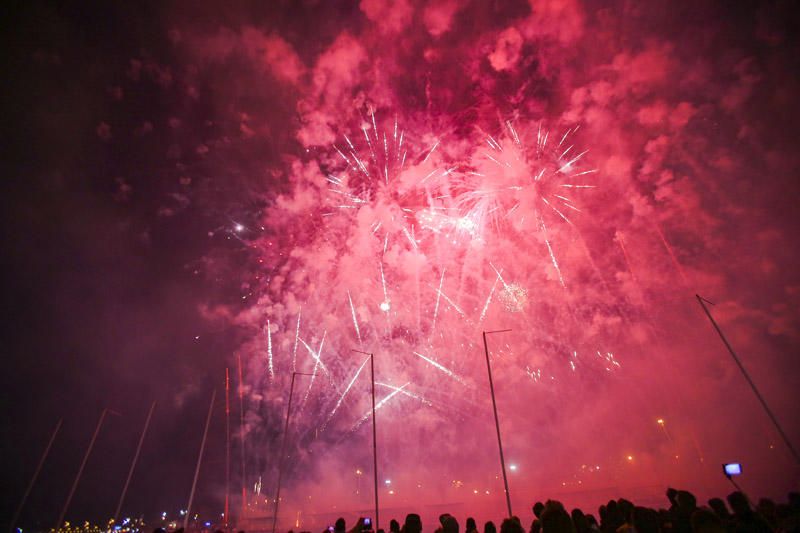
[56,409,109,531]
[185,390,217,530]
[483,331,513,518]
[114,401,156,522]
[371,354,379,530]
[225,368,231,530]
[273,373,298,533]
[9,418,62,533]
[238,354,247,520]
[696,295,800,464]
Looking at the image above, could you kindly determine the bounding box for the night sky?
[2,1,799,531]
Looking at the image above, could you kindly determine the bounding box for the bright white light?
[379,301,391,312]
[234,224,244,232]
[509,464,518,471]
[385,479,391,485]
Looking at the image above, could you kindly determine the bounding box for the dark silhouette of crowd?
[274,488,800,533]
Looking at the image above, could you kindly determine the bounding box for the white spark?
[432,268,445,332]
[292,309,301,373]
[479,269,503,323]
[266,319,274,380]
[347,290,362,345]
[377,382,432,406]
[351,383,409,431]
[413,351,464,383]
[323,354,371,428]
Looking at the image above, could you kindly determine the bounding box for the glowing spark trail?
[266,320,274,380]
[351,382,410,431]
[423,140,439,163]
[539,217,566,288]
[379,262,390,312]
[347,291,362,345]
[299,333,328,409]
[292,310,301,373]
[300,335,329,377]
[654,222,689,285]
[377,382,433,406]
[479,269,503,323]
[412,351,464,383]
[432,268,446,332]
[323,354,371,429]
[429,284,465,317]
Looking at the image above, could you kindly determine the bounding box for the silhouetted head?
[757,498,776,517]
[677,491,697,511]
[789,492,800,511]
[632,507,658,533]
[390,520,400,533]
[541,502,573,533]
[440,515,452,527]
[707,498,729,519]
[500,518,525,533]
[690,508,724,533]
[485,522,497,533]
[617,499,634,522]
[335,518,346,532]
[533,502,545,518]
[404,514,422,533]
[443,516,459,533]
[776,504,792,522]
[466,518,477,532]
[570,509,588,533]
[666,488,678,506]
[727,491,751,516]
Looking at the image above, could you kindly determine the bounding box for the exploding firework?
[237,110,629,509]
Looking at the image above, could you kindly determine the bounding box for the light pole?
[482,329,513,518]
[56,408,119,532]
[185,391,216,530]
[9,418,62,533]
[353,349,379,531]
[272,372,315,533]
[696,294,800,465]
[114,401,156,523]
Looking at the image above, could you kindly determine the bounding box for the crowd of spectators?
[286,488,800,533]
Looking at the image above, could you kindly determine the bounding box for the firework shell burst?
[236,110,637,494]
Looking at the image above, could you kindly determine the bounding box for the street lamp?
[272,372,315,533]
[482,329,513,518]
[353,349,380,531]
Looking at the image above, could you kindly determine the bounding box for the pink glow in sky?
[172,1,800,526]
[5,0,798,529]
